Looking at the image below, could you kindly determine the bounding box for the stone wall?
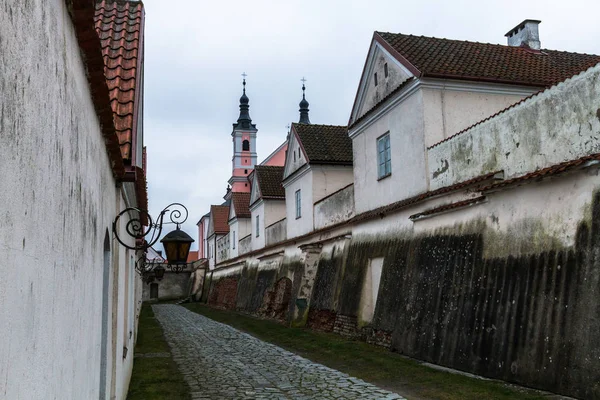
[266,218,287,246]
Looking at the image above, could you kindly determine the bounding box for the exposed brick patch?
[333,314,364,339]
[259,278,292,321]
[208,277,238,310]
[366,328,392,349]
[307,309,337,332]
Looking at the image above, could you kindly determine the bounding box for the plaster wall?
[230,218,250,259]
[0,2,140,399]
[421,86,529,148]
[428,63,600,189]
[285,170,314,238]
[314,185,355,230]
[142,270,192,301]
[311,165,354,203]
[283,132,307,179]
[266,218,287,246]
[262,143,288,167]
[251,201,266,250]
[352,91,428,214]
[239,235,252,255]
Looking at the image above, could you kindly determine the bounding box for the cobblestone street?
[153,304,405,399]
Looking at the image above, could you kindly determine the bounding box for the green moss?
[127,304,190,400]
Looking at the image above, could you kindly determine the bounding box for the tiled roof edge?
[71,0,125,179]
[428,61,600,150]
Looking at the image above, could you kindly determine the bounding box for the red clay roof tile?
[94,0,144,163]
[231,192,251,219]
[211,205,230,234]
[377,32,600,87]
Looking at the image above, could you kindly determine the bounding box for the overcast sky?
[142,0,600,249]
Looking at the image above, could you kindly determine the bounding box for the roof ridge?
[293,122,347,128]
[377,31,600,56]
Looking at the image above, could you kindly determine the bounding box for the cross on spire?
[241,72,247,92]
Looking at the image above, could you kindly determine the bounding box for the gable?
[228,202,236,221]
[250,174,262,205]
[283,130,308,180]
[350,40,414,124]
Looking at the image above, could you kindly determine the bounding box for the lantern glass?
[154,266,165,280]
[160,227,195,265]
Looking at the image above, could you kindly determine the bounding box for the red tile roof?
[376,32,600,87]
[94,0,144,163]
[231,192,251,219]
[187,251,199,263]
[293,123,352,165]
[210,205,230,234]
[254,166,285,199]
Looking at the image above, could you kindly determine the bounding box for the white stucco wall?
[285,169,314,238]
[314,185,355,230]
[0,2,141,399]
[251,201,266,250]
[352,90,428,214]
[428,63,600,190]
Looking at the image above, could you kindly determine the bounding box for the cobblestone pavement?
[153,304,405,400]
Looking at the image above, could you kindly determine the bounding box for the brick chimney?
[505,19,541,50]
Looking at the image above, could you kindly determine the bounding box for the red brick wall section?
[208,277,238,310]
[333,314,364,339]
[307,309,337,332]
[259,278,292,321]
[366,329,392,348]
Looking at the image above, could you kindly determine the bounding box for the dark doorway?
[150,283,159,299]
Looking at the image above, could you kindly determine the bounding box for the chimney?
[505,19,541,50]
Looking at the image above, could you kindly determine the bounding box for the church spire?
[236,73,252,128]
[299,77,310,124]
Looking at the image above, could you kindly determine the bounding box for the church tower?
[228,77,258,193]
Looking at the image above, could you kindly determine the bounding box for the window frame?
[377,132,392,180]
[295,189,302,219]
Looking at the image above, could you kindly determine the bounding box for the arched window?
[242,140,250,151]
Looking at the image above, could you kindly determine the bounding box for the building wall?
[0,2,140,398]
[142,269,192,301]
[266,218,287,246]
[314,185,355,231]
[429,64,600,190]
[251,201,266,250]
[285,169,314,238]
[421,85,530,147]
[352,90,427,214]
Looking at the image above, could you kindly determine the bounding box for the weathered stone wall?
[429,63,600,189]
[266,218,287,246]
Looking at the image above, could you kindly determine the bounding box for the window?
[295,189,302,219]
[256,215,260,237]
[377,133,391,179]
[384,63,388,78]
[242,140,250,151]
[232,231,236,249]
[374,72,378,86]
[244,169,248,174]
[293,150,296,162]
